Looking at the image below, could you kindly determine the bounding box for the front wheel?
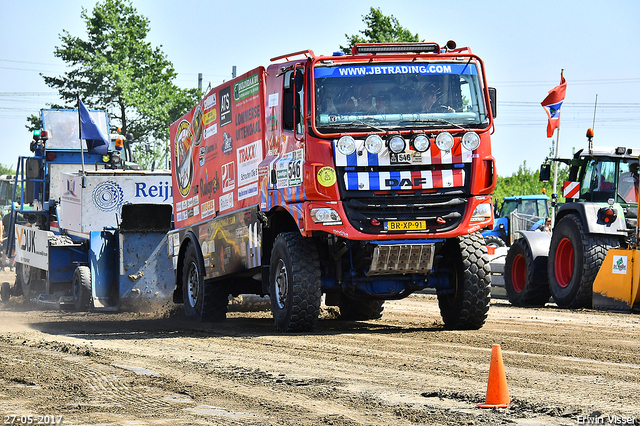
[436,233,491,330]
[548,214,619,308]
[504,238,550,306]
[269,232,322,332]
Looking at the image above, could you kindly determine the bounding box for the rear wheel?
[548,214,619,308]
[338,295,384,320]
[182,242,227,322]
[436,232,491,329]
[504,238,550,306]
[73,266,92,311]
[269,232,322,332]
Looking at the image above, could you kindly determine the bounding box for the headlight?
[365,134,384,154]
[388,135,406,153]
[337,136,356,156]
[310,208,342,225]
[471,202,492,222]
[412,134,430,152]
[435,132,454,151]
[461,131,481,151]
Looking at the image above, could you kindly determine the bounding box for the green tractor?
[504,130,638,308]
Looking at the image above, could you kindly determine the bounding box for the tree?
[494,140,570,211]
[0,164,15,175]
[37,0,200,169]
[341,8,421,54]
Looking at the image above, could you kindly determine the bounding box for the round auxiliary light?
[435,132,454,151]
[388,135,406,154]
[412,134,430,152]
[365,134,384,154]
[461,131,481,151]
[337,135,356,156]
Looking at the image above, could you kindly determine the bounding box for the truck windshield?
[313,61,488,132]
[42,109,110,150]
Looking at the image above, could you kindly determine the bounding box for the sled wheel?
[73,266,92,311]
[1,282,10,302]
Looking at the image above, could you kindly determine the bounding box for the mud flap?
[592,249,640,312]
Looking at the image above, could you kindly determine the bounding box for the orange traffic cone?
[477,344,510,408]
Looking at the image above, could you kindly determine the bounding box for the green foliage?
[341,7,421,54]
[131,141,170,171]
[0,164,15,175]
[494,140,570,210]
[25,115,42,133]
[39,0,200,169]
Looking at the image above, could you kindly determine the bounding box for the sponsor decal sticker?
[317,166,336,187]
[612,255,628,274]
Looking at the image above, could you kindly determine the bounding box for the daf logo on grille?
[385,178,426,187]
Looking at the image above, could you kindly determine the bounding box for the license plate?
[384,220,426,231]
[391,153,412,164]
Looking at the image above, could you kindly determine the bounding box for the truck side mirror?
[488,87,497,118]
[540,164,551,182]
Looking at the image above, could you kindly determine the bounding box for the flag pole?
[77,93,86,187]
[551,69,564,226]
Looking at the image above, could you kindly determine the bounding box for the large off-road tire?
[548,214,620,308]
[436,232,491,330]
[504,238,550,306]
[484,235,507,248]
[182,242,228,322]
[338,295,384,321]
[72,266,92,311]
[269,232,322,332]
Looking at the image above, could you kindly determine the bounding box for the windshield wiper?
[400,118,465,130]
[323,120,386,132]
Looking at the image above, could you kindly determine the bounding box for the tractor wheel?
[182,242,228,322]
[504,238,550,306]
[1,282,10,302]
[269,232,322,332]
[73,266,93,311]
[548,214,620,308]
[338,295,384,320]
[436,232,491,329]
[484,235,507,248]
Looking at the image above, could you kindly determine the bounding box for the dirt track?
[0,268,639,426]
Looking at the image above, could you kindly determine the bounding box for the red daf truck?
[168,42,497,331]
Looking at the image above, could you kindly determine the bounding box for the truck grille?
[342,195,466,234]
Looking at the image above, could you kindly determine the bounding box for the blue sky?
[1,0,639,178]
